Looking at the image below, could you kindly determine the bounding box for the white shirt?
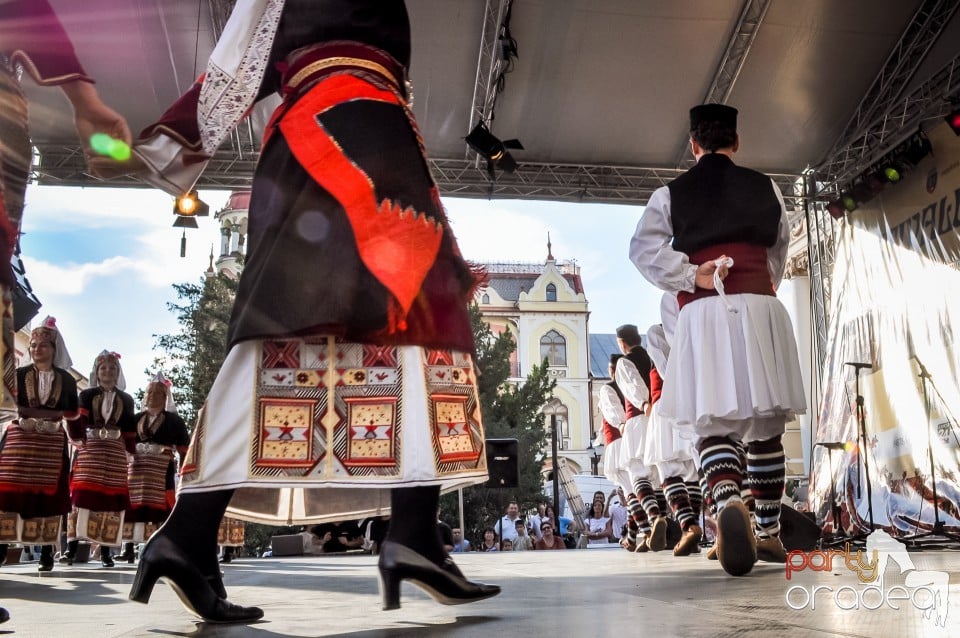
[494,515,520,543]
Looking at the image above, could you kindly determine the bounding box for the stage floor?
[2,545,960,637]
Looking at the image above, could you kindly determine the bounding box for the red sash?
[677,242,775,310]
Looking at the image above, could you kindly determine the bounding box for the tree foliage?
[440,305,556,546]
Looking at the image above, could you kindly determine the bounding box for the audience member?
[512,520,533,551]
[451,527,471,553]
[534,522,566,550]
[478,528,499,552]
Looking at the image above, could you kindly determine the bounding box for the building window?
[546,283,557,302]
[540,329,566,366]
[481,293,490,304]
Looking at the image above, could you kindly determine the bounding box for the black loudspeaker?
[780,503,822,552]
[485,439,519,489]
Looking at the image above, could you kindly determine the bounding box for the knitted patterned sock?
[747,435,786,538]
[685,480,703,520]
[633,478,661,520]
[736,441,756,513]
[697,436,744,511]
[663,475,697,530]
[626,493,650,535]
[655,488,668,515]
[699,470,717,516]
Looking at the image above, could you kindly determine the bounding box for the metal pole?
[551,414,560,527]
[458,488,465,547]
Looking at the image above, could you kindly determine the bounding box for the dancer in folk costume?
[120,375,188,564]
[62,351,136,567]
[644,294,702,557]
[94,0,497,622]
[630,104,805,575]
[597,354,636,550]
[0,317,78,571]
[614,324,666,552]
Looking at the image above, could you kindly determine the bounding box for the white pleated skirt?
[643,404,695,466]
[658,294,806,441]
[601,438,631,494]
[178,337,489,524]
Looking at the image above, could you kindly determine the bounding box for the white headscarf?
[25,315,73,369]
[145,372,178,413]
[89,350,127,391]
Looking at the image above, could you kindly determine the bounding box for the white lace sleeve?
[615,359,649,408]
[768,179,790,290]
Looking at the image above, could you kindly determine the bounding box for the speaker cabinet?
[485,439,519,489]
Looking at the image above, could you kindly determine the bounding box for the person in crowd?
[120,375,189,565]
[0,317,78,573]
[583,499,614,546]
[534,522,566,550]
[501,539,513,551]
[451,527,471,553]
[310,521,365,554]
[512,519,533,551]
[528,503,545,541]
[605,489,629,545]
[629,103,805,575]
[478,528,499,552]
[493,500,521,546]
[93,1,497,622]
[61,351,136,567]
[437,508,454,554]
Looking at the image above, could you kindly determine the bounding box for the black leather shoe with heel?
[129,534,263,623]
[377,541,500,611]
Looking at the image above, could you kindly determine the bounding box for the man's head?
[506,501,519,518]
[616,324,641,353]
[608,353,623,378]
[689,103,739,157]
[452,527,463,541]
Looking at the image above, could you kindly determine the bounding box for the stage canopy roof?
[26,0,960,207]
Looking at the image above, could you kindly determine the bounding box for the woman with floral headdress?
[121,374,188,561]
[60,351,136,567]
[0,316,78,572]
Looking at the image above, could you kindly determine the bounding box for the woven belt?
[281,42,406,99]
[17,418,62,434]
[87,427,122,440]
[136,442,173,455]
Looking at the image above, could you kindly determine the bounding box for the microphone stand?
[816,442,848,548]
[844,362,876,546]
[901,355,960,546]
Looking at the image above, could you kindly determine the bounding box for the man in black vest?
[628,104,806,576]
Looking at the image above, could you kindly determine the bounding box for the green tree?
[440,305,556,545]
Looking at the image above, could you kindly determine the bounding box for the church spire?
[546,232,554,262]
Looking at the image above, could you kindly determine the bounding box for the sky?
[20,186,664,395]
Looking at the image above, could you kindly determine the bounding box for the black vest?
[668,153,781,256]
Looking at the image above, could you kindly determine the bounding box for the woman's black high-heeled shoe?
[377,541,500,611]
[129,534,263,623]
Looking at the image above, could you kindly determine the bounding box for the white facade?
[476,254,595,475]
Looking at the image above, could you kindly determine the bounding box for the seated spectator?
[310,520,364,553]
[512,520,533,551]
[451,527,471,553]
[359,516,389,554]
[437,508,454,553]
[478,528,499,552]
[534,522,566,550]
[502,539,513,551]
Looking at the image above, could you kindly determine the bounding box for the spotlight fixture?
[827,199,847,219]
[945,106,960,136]
[465,121,523,178]
[173,191,210,217]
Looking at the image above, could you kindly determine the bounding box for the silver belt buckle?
[19,418,60,434]
[136,442,166,455]
[88,427,121,440]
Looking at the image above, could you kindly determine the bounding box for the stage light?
[841,192,858,212]
[465,121,523,177]
[173,191,210,217]
[882,164,903,183]
[901,135,932,165]
[843,441,857,453]
[827,199,847,219]
[945,107,960,136]
[172,215,199,229]
[850,181,873,204]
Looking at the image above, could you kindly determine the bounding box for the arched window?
[481,293,490,304]
[546,283,557,302]
[540,329,566,366]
